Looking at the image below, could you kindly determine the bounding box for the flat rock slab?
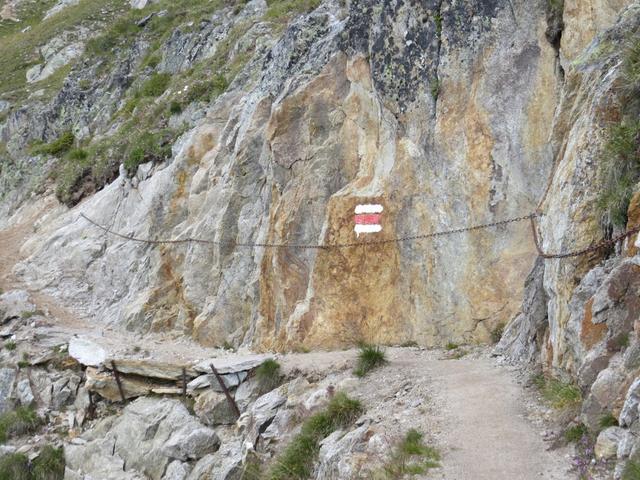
[188,372,247,392]
[69,337,107,367]
[105,359,198,381]
[193,354,273,374]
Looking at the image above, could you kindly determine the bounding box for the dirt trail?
[427,355,573,480]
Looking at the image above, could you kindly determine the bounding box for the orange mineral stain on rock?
[580,298,607,350]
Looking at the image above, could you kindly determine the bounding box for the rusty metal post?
[111,361,126,402]
[181,367,187,400]
[209,363,240,418]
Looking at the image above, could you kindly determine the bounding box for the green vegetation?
[564,423,588,443]
[169,101,183,115]
[0,0,129,100]
[0,406,42,442]
[354,344,386,377]
[0,452,31,480]
[379,429,440,478]
[434,12,443,36]
[32,131,75,157]
[623,460,640,480]
[532,374,582,409]
[255,359,282,393]
[445,342,459,350]
[269,392,363,480]
[401,340,419,348]
[140,73,171,97]
[491,324,505,344]
[599,412,619,430]
[430,78,440,101]
[4,340,16,351]
[598,36,640,228]
[32,445,65,480]
[124,130,173,175]
[265,0,322,20]
[0,446,64,480]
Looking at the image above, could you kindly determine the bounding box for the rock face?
[65,397,219,480]
[6,0,566,350]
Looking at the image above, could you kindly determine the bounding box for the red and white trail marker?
[354,204,383,237]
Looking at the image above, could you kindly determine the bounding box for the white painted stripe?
[354,224,382,234]
[354,204,384,214]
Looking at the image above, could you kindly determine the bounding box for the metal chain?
[80,212,535,250]
[80,212,640,257]
[530,215,640,259]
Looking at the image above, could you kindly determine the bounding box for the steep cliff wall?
[1,0,563,350]
[1,0,635,355]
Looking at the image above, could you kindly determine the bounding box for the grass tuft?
[532,374,582,409]
[4,340,16,351]
[354,344,386,377]
[265,0,322,20]
[623,460,640,480]
[140,73,171,97]
[380,429,440,478]
[599,412,619,430]
[255,358,282,393]
[564,423,588,443]
[0,406,43,443]
[269,392,362,480]
[32,131,75,157]
[445,342,459,350]
[0,452,30,480]
[32,445,65,480]
[490,324,505,344]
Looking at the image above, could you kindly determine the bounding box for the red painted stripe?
[354,214,382,225]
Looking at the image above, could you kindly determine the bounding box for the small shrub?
[32,445,65,480]
[564,423,588,443]
[430,78,440,100]
[32,130,74,156]
[0,452,30,480]
[143,54,161,69]
[401,340,419,348]
[623,460,640,480]
[445,342,459,350]
[0,406,42,442]
[354,344,386,377]
[269,392,362,479]
[169,101,183,115]
[124,130,173,175]
[599,412,619,430]
[4,340,16,351]
[184,75,228,104]
[140,73,171,97]
[381,429,440,478]
[255,359,281,393]
[534,375,582,409]
[490,324,505,344]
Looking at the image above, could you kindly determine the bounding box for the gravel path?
[427,354,574,480]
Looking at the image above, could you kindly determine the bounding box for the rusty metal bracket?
[209,363,240,418]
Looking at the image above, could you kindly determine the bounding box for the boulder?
[69,338,107,367]
[0,290,35,324]
[16,378,34,406]
[621,377,640,427]
[316,423,375,480]
[105,359,197,381]
[188,371,247,392]
[66,398,219,480]
[595,427,627,460]
[163,460,191,480]
[0,368,16,413]
[51,372,81,409]
[85,366,158,401]
[43,0,81,19]
[194,390,238,426]
[193,354,273,375]
[239,389,286,448]
[130,0,157,9]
